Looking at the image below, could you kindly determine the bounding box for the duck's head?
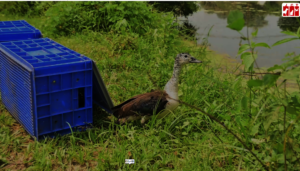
[175,53,202,66]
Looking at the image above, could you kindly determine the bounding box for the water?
[180,3,300,68]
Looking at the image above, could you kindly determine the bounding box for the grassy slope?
[0,13,297,170]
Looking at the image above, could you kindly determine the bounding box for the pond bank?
[180,1,300,68]
[185,35,300,93]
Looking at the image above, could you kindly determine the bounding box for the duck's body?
[112,53,202,124]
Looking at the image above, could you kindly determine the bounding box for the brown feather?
[112,90,169,119]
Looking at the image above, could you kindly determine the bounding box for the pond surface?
[180,3,300,68]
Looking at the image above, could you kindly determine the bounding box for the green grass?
[1,10,300,171]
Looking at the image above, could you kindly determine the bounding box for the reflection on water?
[180,2,300,68]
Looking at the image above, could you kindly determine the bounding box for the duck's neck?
[164,59,181,100]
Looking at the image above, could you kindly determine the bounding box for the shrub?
[0,1,57,16]
[149,2,199,17]
[43,1,175,37]
[34,2,57,15]
[0,2,35,15]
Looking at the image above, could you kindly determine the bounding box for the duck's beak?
[190,57,202,63]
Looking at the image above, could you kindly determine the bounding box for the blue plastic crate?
[0,38,114,140]
[0,20,42,42]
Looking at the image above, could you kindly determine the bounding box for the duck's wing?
[112,90,169,119]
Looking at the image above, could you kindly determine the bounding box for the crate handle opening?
[78,87,85,108]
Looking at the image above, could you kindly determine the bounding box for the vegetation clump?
[43,2,175,37]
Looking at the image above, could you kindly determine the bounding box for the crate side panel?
[0,51,35,136]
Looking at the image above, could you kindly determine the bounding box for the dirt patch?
[2,152,32,171]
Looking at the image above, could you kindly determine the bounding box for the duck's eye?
[185,55,187,58]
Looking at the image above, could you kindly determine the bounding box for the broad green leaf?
[267,64,283,72]
[227,10,244,25]
[241,96,248,111]
[251,29,258,37]
[251,41,255,48]
[250,122,261,135]
[294,145,300,152]
[287,104,298,115]
[262,74,279,86]
[227,10,244,31]
[271,150,277,160]
[240,51,251,59]
[287,95,300,115]
[281,30,298,37]
[294,93,300,104]
[272,37,299,47]
[253,42,271,49]
[297,27,300,37]
[277,154,285,164]
[227,18,245,31]
[241,52,257,72]
[238,44,250,55]
[247,79,263,88]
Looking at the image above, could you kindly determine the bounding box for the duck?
[111,53,202,124]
